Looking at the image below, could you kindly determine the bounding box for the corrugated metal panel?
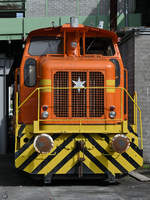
[118,0,124,15]
[100,0,110,16]
[48,0,76,17]
[129,0,136,13]
[118,0,136,14]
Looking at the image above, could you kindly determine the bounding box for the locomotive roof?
[28,24,118,43]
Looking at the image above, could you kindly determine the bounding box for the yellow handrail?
[16,86,143,149]
[16,92,18,125]
[123,88,143,149]
[38,88,40,122]
[134,92,137,127]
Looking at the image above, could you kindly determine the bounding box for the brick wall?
[119,33,135,124]
[135,34,150,163]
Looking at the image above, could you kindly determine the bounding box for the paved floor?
[0,154,150,200]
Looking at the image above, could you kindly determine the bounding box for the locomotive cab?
[19,24,123,125]
[14,21,143,182]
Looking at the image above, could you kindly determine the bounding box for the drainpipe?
[110,0,118,31]
[124,0,129,27]
[0,59,7,154]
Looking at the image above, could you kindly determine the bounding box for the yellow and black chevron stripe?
[15,125,143,178]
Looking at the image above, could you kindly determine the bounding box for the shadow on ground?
[0,154,121,187]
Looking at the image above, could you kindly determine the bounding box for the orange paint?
[16,24,126,125]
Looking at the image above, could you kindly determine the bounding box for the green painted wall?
[0,14,141,40]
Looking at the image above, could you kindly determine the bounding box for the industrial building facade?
[0,0,140,40]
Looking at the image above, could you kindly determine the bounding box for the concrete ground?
[0,154,150,200]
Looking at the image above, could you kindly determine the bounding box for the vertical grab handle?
[124,68,128,119]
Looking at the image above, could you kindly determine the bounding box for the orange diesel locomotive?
[14,19,143,183]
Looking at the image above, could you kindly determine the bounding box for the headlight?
[34,134,54,154]
[41,111,49,119]
[111,134,130,154]
[24,58,36,87]
[109,111,116,119]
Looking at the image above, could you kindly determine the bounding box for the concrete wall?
[135,32,150,163]
[120,30,150,163]
[0,58,13,154]
[0,67,7,154]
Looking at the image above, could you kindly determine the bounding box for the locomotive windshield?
[85,37,115,56]
[28,36,64,56]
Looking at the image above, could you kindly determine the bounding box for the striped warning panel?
[15,133,143,177]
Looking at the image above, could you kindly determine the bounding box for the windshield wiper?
[86,39,95,53]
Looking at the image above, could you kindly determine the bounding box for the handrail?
[134,92,137,127]
[123,88,143,149]
[16,86,143,149]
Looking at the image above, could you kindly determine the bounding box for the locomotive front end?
[14,22,143,183]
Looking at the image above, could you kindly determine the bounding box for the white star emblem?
[72,77,86,93]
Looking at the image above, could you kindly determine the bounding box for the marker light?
[111,134,130,154]
[109,111,116,119]
[41,111,49,119]
[34,134,54,154]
